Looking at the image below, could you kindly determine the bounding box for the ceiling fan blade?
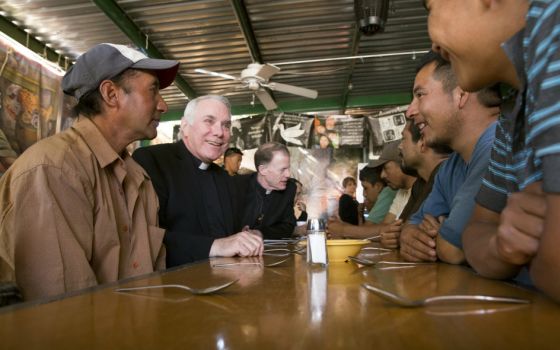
[255,63,281,81]
[194,68,238,81]
[266,82,318,99]
[255,89,278,110]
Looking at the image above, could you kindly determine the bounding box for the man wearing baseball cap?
[329,141,416,248]
[0,43,179,301]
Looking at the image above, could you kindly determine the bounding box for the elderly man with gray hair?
[133,95,263,267]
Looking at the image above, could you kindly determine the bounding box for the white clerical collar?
[198,162,210,170]
[265,189,272,195]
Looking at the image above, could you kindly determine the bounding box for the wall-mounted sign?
[312,115,365,149]
[230,114,268,150]
[269,113,313,148]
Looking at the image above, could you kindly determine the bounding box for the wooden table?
[1,249,560,349]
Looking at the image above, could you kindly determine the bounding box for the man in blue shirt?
[401,51,501,264]
[425,0,560,301]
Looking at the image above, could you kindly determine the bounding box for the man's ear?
[418,137,427,153]
[99,80,119,108]
[257,164,267,175]
[454,87,470,109]
[180,120,189,137]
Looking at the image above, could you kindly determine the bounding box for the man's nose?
[212,121,224,136]
[431,42,441,54]
[157,94,168,113]
[406,99,418,119]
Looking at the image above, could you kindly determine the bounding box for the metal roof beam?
[229,0,262,64]
[228,0,280,109]
[92,0,197,99]
[341,26,361,109]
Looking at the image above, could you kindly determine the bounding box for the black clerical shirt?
[133,141,238,267]
[236,173,297,239]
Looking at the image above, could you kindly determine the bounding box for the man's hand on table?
[209,228,264,257]
[399,223,437,262]
[419,214,443,237]
[327,217,346,239]
[380,219,402,249]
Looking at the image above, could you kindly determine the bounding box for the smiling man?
[400,51,500,264]
[328,142,415,248]
[424,0,560,301]
[133,95,263,267]
[236,142,297,239]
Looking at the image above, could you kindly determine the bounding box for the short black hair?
[416,51,457,93]
[477,83,503,108]
[406,120,422,143]
[359,166,382,186]
[224,147,243,158]
[416,51,502,108]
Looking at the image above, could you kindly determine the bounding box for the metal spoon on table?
[361,283,530,308]
[347,255,433,267]
[211,257,291,268]
[263,246,306,256]
[115,280,238,295]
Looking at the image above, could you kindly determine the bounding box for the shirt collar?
[72,117,120,169]
[179,140,212,171]
[253,173,272,195]
[501,27,527,87]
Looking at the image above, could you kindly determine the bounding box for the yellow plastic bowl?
[326,239,369,262]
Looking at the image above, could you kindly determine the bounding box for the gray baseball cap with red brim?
[62,43,179,100]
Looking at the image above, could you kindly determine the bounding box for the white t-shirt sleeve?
[388,188,411,219]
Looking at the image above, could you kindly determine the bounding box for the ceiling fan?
[194,63,318,110]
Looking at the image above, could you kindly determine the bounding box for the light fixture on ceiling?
[354,0,390,36]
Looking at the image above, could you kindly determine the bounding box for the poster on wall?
[0,34,66,175]
[230,114,268,150]
[367,107,408,147]
[269,112,313,148]
[312,115,365,149]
